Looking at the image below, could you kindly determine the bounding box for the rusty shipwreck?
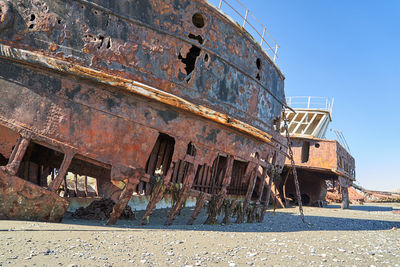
[279,97,355,209]
[0,0,290,225]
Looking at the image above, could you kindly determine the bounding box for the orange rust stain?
[48,43,59,52]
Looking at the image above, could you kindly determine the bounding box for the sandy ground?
[0,203,399,267]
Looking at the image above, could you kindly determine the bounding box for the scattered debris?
[71,199,135,221]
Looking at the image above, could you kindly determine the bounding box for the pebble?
[0,204,398,266]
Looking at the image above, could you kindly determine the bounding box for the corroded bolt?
[0,1,14,31]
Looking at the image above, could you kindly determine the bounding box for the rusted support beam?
[341,186,349,209]
[259,168,274,222]
[187,191,207,225]
[63,174,69,197]
[49,151,74,193]
[205,155,234,224]
[282,169,291,208]
[107,168,142,225]
[222,199,237,224]
[236,164,258,223]
[106,183,137,225]
[95,178,99,196]
[138,182,144,195]
[141,163,174,225]
[5,137,30,176]
[74,173,78,197]
[39,166,49,187]
[84,175,88,197]
[210,156,220,195]
[6,136,22,166]
[249,166,267,223]
[165,162,197,226]
[271,182,285,209]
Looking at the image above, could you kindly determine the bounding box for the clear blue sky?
[207,0,400,191]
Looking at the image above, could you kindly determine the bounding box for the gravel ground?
[0,203,399,266]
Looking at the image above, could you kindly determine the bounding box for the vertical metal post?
[307,96,311,109]
[242,9,249,28]
[218,0,223,9]
[273,45,278,62]
[260,27,266,46]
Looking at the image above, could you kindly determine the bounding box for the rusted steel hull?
[0,0,287,224]
[0,167,69,222]
[280,137,355,207]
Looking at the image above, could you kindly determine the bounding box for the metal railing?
[286,96,334,114]
[331,129,351,153]
[215,0,279,62]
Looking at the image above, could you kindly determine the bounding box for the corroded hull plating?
[0,0,287,224]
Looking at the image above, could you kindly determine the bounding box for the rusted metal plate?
[0,167,69,222]
[0,0,284,135]
[285,137,355,181]
[0,0,288,224]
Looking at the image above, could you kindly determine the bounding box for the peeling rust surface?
[285,137,355,181]
[0,0,284,134]
[0,167,69,222]
[0,0,288,224]
[281,137,355,207]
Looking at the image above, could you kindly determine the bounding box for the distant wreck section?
[279,97,355,209]
[0,0,289,225]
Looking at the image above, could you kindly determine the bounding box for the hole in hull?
[178,45,201,81]
[192,13,205,28]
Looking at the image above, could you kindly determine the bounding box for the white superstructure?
[281,96,333,139]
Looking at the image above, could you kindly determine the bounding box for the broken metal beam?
[187,191,207,225]
[5,137,30,176]
[165,162,197,226]
[141,163,174,225]
[49,151,74,193]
